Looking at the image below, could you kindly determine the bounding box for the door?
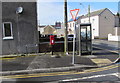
[80,23,92,54]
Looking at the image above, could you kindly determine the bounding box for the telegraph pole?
[64,0,68,55]
[118,1,120,27]
[88,5,90,23]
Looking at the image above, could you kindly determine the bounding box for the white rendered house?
[80,8,115,39]
[68,8,115,39]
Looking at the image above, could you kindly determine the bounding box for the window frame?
[70,23,71,27]
[3,22,13,40]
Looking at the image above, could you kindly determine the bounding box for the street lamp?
[16,7,23,14]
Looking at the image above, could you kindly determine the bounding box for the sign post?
[70,9,80,64]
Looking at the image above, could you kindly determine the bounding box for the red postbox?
[50,35,55,45]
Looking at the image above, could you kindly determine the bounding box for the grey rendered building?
[0,1,39,55]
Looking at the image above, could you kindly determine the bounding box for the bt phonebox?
[50,35,55,45]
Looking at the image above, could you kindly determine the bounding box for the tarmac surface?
[0,39,119,75]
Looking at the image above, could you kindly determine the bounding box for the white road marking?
[60,73,119,82]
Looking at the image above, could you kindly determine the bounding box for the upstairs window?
[70,23,71,27]
[73,23,74,27]
[3,22,13,40]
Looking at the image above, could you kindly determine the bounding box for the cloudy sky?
[37,0,119,25]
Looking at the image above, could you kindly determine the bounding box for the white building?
[68,8,115,39]
[38,22,65,37]
[67,16,81,34]
[80,8,115,39]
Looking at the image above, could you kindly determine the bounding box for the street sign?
[70,9,80,21]
[70,9,80,64]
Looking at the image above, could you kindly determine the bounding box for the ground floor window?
[3,22,13,40]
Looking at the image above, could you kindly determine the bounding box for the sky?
[37,0,120,25]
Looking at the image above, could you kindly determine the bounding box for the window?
[3,22,13,40]
[70,23,71,27]
[73,23,74,27]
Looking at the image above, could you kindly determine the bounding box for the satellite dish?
[16,7,23,14]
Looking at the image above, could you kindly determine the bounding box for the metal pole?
[72,21,76,64]
[79,24,81,56]
[64,0,68,55]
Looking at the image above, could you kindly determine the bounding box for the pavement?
[0,39,119,76]
[93,39,120,53]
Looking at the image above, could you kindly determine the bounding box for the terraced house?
[0,0,39,55]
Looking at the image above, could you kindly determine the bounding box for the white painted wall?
[68,21,75,34]
[108,34,120,41]
[81,16,99,38]
[115,27,120,35]
[38,27,44,34]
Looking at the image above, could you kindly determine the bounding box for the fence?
[39,41,73,53]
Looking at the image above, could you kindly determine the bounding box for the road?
[1,39,120,82]
[93,39,120,54]
[1,62,120,83]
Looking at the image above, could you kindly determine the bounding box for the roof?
[39,25,55,28]
[68,8,108,22]
[81,8,110,18]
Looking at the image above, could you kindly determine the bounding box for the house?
[67,16,81,34]
[39,25,56,35]
[107,1,120,41]
[108,15,120,41]
[38,25,45,35]
[114,15,120,35]
[80,8,115,39]
[68,8,115,39]
[38,22,65,37]
[0,1,39,55]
